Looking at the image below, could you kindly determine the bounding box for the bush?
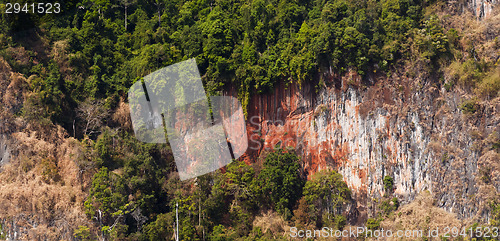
[210,225,230,241]
[366,218,381,230]
[40,158,61,184]
[460,99,479,114]
[383,176,394,191]
[73,226,93,241]
[491,201,500,227]
[379,197,399,216]
[447,60,485,87]
[476,69,500,98]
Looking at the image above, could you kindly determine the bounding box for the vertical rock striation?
[0,135,10,167]
[469,0,497,19]
[449,0,498,19]
[238,70,500,223]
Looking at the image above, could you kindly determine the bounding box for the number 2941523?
[5,3,61,14]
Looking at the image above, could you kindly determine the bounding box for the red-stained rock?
[224,66,500,224]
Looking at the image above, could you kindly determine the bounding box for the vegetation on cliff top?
[0,0,448,121]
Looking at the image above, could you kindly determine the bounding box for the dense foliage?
[80,139,351,239]
[1,0,433,121]
[258,149,304,218]
[300,170,351,228]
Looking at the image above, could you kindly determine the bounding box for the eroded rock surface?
[0,135,10,166]
[239,70,500,223]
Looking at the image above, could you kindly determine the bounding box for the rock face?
[469,0,497,19]
[0,58,12,168]
[0,135,10,167]
[450,0,498,19]
[238,70,500,223]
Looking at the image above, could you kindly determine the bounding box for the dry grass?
[379,191,465,241]
[253,211,290,239]
[439,6,500,61]
[0,109,96,239]
[0,57,12,73]
[111,98,133,131]
[440,7,500,99]
[427,141,443,155]
[0,175,89,240]
[475,150,500,203]
[476,68,500,99]
[50,40,71,75]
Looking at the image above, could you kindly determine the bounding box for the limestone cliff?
[239,66,499,223]
[236,0,500,224]
[449,0,497,19]
[469,0,497,19]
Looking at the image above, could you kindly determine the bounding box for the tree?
[153,0,165,26]
[84,167,127,240]
[131,207,148,232]
[258,149,304,219]
[142,212,174,240]
[303,170,351,227]
[383,175,394,191]
[82,0,113,19]
[224,160,257,211]
[119,0,137,31]
[77,98,109,137]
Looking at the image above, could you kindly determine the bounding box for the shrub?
[210,225,230,241]
[447,60,485,87]
[459,99,479,114]
[480,167,492,184]
[383,176,394,191]
[379,197,399,216]
[73,226,92,241]
[491,201,500,227]
[40,158,61,184]
[392,197,399,208]
[476,69,500,98]
[366,218,381,230]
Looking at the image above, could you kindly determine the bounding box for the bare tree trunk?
[125,5,128,31]
[154,1,162,26]
[158,9,161,26]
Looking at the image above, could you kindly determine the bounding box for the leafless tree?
[131,207,148,232]
[119,0,137,31]
[77,98,109,137]
[153,0,164,26]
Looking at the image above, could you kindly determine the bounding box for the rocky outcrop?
[450,0,498,19]
[469,0,497,19]
[0,58,12,168]
[0,135,10,167]
[238,69,500,224]
[0,56,92,240]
